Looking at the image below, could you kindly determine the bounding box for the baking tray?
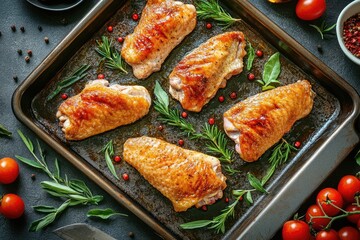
[12,0,360,239]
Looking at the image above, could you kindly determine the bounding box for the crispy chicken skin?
[223,80,315,162]
[169,31,247,112]
[56,80,151,141]
[121,0,197,79]
[123,136,227,212]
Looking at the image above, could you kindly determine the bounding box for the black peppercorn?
[44,36,49,44]
[27,50,32,57]
[128,232,135,238]
[17,49,23,55]
[11,25,16,32]
[38,25,43,32]
[0,31,2,37]
[317,45,323,54]
[31,174,36,180]
[13,75,18,82]
[25,56,30,63]
[20,26,25,32]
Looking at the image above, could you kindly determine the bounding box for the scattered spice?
[206,22,212,29]
[342,13,360,58]
[181,111,188,118]
[107,26,113,33]
[114,155,121,162]
[20,26,25,32]
[317,44,323,54]
[31,174,36,180]
[256,49,263,58]
[218,95,225,103]
[13,76,18,82]
[132,13,139,21]
[25,56,30,63]
[44,36,49,44]
[178,139,184,146]
[97,73,105,79]
[294,141,301,148]
[208,117,215,125]
[61,93,68,100]
[230,92,237,99]
[122,173,129,181]
[157,125,164,131]
[38,25,43,32]
[17,49,22,55]
[117,37,124,43]
[128,232,135,238]
[247,72,255,81]
[27,50,32,57]
[225,197,229,203]
[11,25,16,32]
[201,205,207,211]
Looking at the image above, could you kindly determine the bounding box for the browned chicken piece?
[169,31,247,112]
[56,80,151,141]
[121,0,197,79]
[123,136,227,212]
[223,80,315,162]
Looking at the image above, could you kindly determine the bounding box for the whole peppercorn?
[11,25,16,32]
[178,139,184,146]
[218,95,225,103]
[294,141,301,148]
[97,73,105,79]
[122,173,129,181]
[27,50,32,57]
[107,25,113,33]
[31,174,36,180]
[17,49,23,55]
[25,56,30,63]
[201,205,207,211]
[206,22,212,29]
[128,232,135,238]
[44,36,49,44]
[208,118,215,125]
[132,13,139,21]
[13,75,18,82]
[255,50,263,58]
[38,25,43,32]
[20,26,25,32]
[114,155,121,162]
[117,37,124,43]
[247,73,255,81]
[230,92,237,99]
[157,125,164,131]
[61,93,68,100]
[181,111,188,118]
[317,45,323,54]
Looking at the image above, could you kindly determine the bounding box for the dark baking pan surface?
[12,0,360,239]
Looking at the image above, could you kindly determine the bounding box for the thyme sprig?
[0,123,12,137]
[16,130,104,231]
[99,140,119,180]
[256,52,281,91]
[153,81,233,163]
[47,64,91,101]
[96,35,127,73]
[194,0,240,29]
[309,21,336,40]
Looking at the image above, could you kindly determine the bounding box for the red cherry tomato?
[282,220,311,240]
[0,193,25,219]
[357,218,360,231]
[345,205,360,224]
[338,175,360,203]
[0,157,19,184]
[295,0,326,21]
[306,204,330,231]
[316,188,344,216]
[316,229,340,240]
[338,226,360,240]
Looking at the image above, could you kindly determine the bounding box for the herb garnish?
[16,130,104,231]
[96,36,127,73]
[47,64,90,101]
[0,123,12,137]
[194,0,240,29]
[99,140,119,180]
[87,208,127,220]
[153,81,233,164]
[309,21,336,40]
[246,42,255,71]
[256,52,281,91]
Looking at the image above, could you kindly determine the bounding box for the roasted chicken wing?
[169,31,247,112]
[223,80,315,162]
[123,136,227,212]
[121,0,197,79]
[56,80,151,141]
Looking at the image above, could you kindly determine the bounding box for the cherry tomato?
[0,157,19,184]
[357,218,360,231]
[338,226,360,240]
[316,229,340,240]
[0,193,25,219]
[282,220,311,240]
[316,188,344,216]
[338,175,360,203]
[295,0,326,21]
[345,205,360,224]
[306,204,330,231]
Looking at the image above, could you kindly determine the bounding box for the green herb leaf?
[356,150,360,166]
[246,42,255,71]
[309,21,336,40]
[0,124,12,137]
[33,205,57,213]
[17,130,34,153]
[247,173,267,194]
[154,81,169,110]
[180,220,214,230]
[54,158,60,180]
[100,140,119,180]
[96,36,127,73]
[257,52,281,91]
[16,155,43,169]
[245,191,253,205]
[87,208,128,219]
[41,181,80,195]
[223,165,241,175]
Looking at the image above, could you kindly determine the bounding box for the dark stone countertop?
[0,0,359,240]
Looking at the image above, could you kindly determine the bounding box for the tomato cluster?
[0,157,25,219]
[282,175,360,240]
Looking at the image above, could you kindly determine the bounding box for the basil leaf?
[16,155,43,169]
[0,124,12,137]
[87,208,127,220]
[245,191,253,205]
[247,173,268,194]
[154,81,169,110]
[180,220,213,229]
[262,52,281,83]
[246,42,255,71]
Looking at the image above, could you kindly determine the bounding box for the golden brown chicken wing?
[56,80,151,141]
[169,31,247,112]
[121,0,197,79]
[123,136,227,212]
[223,80,315,162]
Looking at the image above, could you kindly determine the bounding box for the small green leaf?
[180,220,213,229]
[262,52,281,83]
[41,181,79,195]
[29,213,57,232]
[247,173,268,194]
[33,205,57,213]
[17,130,34,152]
[105,148,119,180]
[54,158,61,180]
[246,42,255,71]
[245,191,253,205]
[87,208,127,219]
[154,81,169,109]
[0,124,12,137]
[16,155,43,169]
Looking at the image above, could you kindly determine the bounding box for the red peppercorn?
[201,205,207,211]
[107,26,113,33]
[255,50,263,58]
[25,56,30,63]
[225,197,229,203]
[206,23,212,29]
[181,111,188,118]
[122,173,129,181]
[294,141,301,148]
[239,196,243,201]
[117,37,124,43]
[97,73,105,79]
[178,139,184,146]
[157,125,164,131]
[208,118,215,125]
[114,155,121,162]
[230,92,237,99]
[218,95,225,103]
[247,73,255,81]
[61,93,68,100]
[27,50,32,57]
[132,13,139,21]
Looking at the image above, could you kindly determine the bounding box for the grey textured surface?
[0,0,359,240]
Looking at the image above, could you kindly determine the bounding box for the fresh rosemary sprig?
[153,81,233,163]
[87,208,128,220]
[256,52,281,91]
[96,35,127,73]
[99,140,119,180]
[0,123,12,137]
[246,41,255,71]
[47,64,91,101]
[194,0,240,29]
[16,130,104,231]
[309,21,336,40]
